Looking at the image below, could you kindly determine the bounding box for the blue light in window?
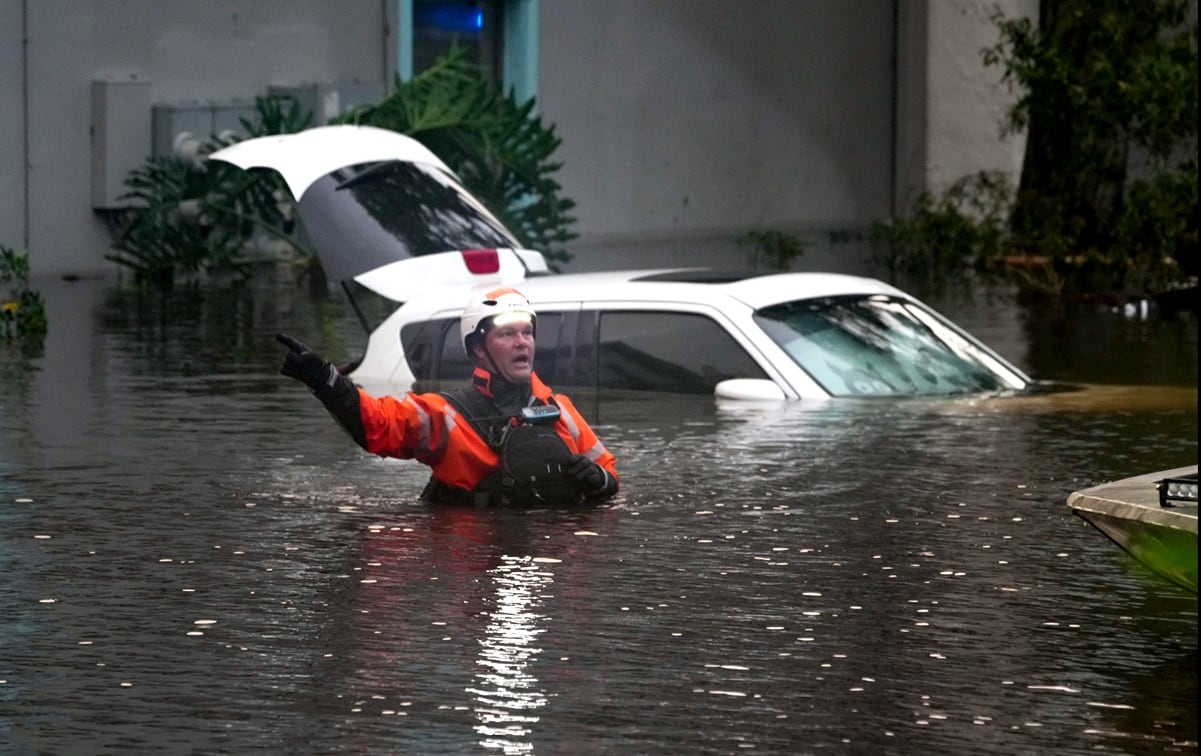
[416,3,485,33]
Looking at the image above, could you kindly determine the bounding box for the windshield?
[753,295,1026,396]
[295,160,520,282]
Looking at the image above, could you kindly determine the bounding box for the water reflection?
[469,554,553,753]
[1086,650,1198,751]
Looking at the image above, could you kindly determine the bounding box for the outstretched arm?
[275,334,367,448]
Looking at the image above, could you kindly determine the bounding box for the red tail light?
[461,248,500,274]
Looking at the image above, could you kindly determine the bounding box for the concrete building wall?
[0,0,1034,279]
[898,0,1034,211]
[1,0,26,252]
[540,0,895,273]
[3,0,392,277]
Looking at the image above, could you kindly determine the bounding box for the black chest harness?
[421,388,584,507]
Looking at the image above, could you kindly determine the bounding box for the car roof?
[503,268,910,311]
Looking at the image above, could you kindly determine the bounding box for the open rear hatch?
[210,124,547,305]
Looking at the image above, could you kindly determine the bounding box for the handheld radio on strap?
[435,389,584,506]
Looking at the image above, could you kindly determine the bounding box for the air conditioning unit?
[151,101,258,161]
[267,81,386,125]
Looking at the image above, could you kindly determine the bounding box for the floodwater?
[0,270,1196,755]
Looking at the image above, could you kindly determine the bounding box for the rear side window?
[595,311,768,393]
[401,318,452,380]
[438,321,474,381]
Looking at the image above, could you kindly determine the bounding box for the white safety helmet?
[460,286,537,355]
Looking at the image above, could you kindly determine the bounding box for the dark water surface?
[1,271,1196,755]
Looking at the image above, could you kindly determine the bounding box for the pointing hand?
[276,333,335,392]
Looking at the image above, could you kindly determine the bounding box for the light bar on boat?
[1157,473,1198,508]
[461,248,500,274]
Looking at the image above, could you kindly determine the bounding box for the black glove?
[275,333,368,449]
[565,453,608,493]
[276,333,336,393]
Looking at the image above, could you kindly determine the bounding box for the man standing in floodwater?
[275,286,619,507]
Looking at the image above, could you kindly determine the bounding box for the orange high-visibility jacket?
[355,370,619,495]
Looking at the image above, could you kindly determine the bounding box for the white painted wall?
[895,0,1035,214]
[4,0,391,277]
[0,0,26,252]
[539,0,895,273]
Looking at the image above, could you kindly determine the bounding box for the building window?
[413,1,505,82]
[399,0,538,104]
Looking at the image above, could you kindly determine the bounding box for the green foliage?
[337,45,577,268]
[109,49,577,287]
[882,1,1197,300]
[986,0,1196,161]
[0,245,47,351]
[871,172,1013,285]
[108,96,313,288]
[981,0,1198,297]
[1112,156,1199,287]
[110,156,248,287]
[247,94,315,138]
[737,229,807,271]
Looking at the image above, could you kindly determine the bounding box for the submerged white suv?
[213,126,1031,400]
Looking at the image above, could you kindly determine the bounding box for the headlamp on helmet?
[460,287,537,355]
